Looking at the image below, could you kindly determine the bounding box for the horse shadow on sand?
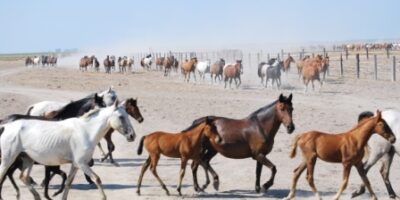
[94,158,182,168]
[190,189,336,199]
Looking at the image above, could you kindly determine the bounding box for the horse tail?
[289,135,301,158]
[257,62,266,77]
[137,136,146,155]
[26,106,34,115]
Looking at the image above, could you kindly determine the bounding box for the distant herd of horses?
[0,90,400,200]
[25,55,58,67]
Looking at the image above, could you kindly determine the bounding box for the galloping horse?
[162,56,175,76]
[196,60,211,81]
[136,117,222,196]
[258,58,277,86]
[266,60,284,89]
[301,55,324,93]
[104,56,112,73]
[210,58,225,83]
[79,56,93,72]
[181,57,198,82]
[156,57,165,71]
[285,110,395,200]
[127,57,134,72]
[282,55,295,74]
[25,57,34,66]
[296,55,310,78]
[352,110,400,199]
[191,94,295,193]
[140,54,153,70]
[223,60,242,88]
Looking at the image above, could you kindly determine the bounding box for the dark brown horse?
[104,55,112,73]
[156,57,165,71]
[223,60,243,88]
[210,58,225,83]
[98,98,144,164]
[191,94,295,193]
[136,117,222,196]
[181,57,198,82]
[282,56,295,73]
[163,56,174,76]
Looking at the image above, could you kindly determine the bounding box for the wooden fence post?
[387,48,390,59]
[374,54,377,80]
[323,48,326,57]
[248,53,251,68]
[356,54,360,79]
[366,48,369,60]
[299,51,302,60]
[392,56,396,81]
[345,48,349,60]
[340,53,343,77]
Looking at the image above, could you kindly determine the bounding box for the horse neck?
[349,119,377,150]
[182,124,205,148]
[81,107,114,144]
[251,103,281,139]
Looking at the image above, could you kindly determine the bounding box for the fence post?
[323,48,326,57]
[248,53,251,68]
[356,54,360,79]
[340,53,343,77]
[257,53,260,65]
[387,48,390,59]
[392,56,396,81]
[374,54,377,80]
[281,49,284,60]
[299,51,302,60]
[302,48,305,58]
[366,48,369,60]
[345,48,349,60]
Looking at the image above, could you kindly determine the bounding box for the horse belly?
[211,142,252,159]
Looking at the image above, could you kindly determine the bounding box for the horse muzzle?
[389,135,396,144]
[138,117,144,123]
[286,123,295,134]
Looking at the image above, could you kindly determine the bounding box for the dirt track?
[0,60,400,200]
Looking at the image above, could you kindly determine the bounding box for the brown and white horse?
[79,56,93,72]
[223,60,243,88]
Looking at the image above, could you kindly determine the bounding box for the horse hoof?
[262,183,273,192]
[213,181,219,191]
[136,190,141,196]
[255,186,261,193]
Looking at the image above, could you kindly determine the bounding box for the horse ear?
[113,99,119,109]
[376,110,382,120]
[288,93,293,102]
[278,94,284,102]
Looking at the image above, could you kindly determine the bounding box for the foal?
[284,110,396,200]
[136,117,221,196]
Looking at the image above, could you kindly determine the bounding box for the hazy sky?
[1,0,399,53]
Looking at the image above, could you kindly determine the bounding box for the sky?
[0,0,399,53]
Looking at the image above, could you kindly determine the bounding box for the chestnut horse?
[296,55,310,78]
[223,60,243,88]
[282,56,295,73]
[136,117,222,196]
[181,57,198,82]
[191,94,295,193]
[284,110,396,200]
[98,98,144,165]
[163,56,174,76]
[79,56,93,72]
[301,55,324,93]
[210,58,225,83]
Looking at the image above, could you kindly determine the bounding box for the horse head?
[124,98,144,123]
[372,110,395,143]
[276,94,295,134]
[109,101,136,142]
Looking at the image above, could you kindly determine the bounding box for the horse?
[320,55,329,82]
[191,94,295,193]
[0,102,135,200]
[196,60,211,81]
[140,54,152,70]
[156,57,165,71]
[136,117,222,196]
[258,58,277,86]
[266,60,283,89]
[27,87,118,116]
[97,98,144,165]
[181,57,198,82]
[127,57,134,72]
[104,56,112,73]
[210,58,225,83]
[25,57,34,66]
[79,56,92,72]
[284,110,395,200]
[48,56,58,67]
[41,55,49,66]
[351,110,400,199]
[223,60,243,88]
[162,56,175,77]
[282,55,295,74]
[33,56,41,66]
[301,55,324,93]
[118,56,127,73]
[92,56,100,72]
[296,55,310,78]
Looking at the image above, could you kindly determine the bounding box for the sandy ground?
[0,59,400,200]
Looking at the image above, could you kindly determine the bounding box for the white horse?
[258,59,280,86]
[27,87,117,116]
[196,60,211,81]
[33,56,41,66]
[352,110,400,199]
[140,55,152,70]
[0,102,135,200]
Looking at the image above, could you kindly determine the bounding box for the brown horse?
[98,98,144,165]
[282,56,295,73]
[320,55,329,81]
[192,94,295,193]
[223,60,243,88]
[156,57,165,71]
[79,56,93,72]
[284,110,396,200]
[163,56,174,76]
[136,117,222,196]
[103,55,112,73]
[210,58,225,83]
[296,55,310,78]
[301,55,324,93]
[181,57,198,82]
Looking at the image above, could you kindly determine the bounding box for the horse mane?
[248,100,278,118]
[51,96,96,119]
[348,115,378,132]
[181,121,205,133]
[80,107,101,119]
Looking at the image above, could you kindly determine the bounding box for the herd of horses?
[25,55,57,67]
[0,90,400,200]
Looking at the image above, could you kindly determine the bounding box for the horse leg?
[229,78,233,89]
[19,159,40,200]
[97,143,107,158]
[61,165,78,200]
[191,161,202,192]
[197,147,219,191]
[224,77,228,88]
[79,163,106,200]
[332,163,351,200]
[379,149,397,199]
[50,167,67,197]
[304,79,309,93]
[265,77,269,88]
[136,157,150,195]
[0,163,20,200]
[150,154,169,195]
[237,76,241,88]
[255,162,263,193]
[311,80,315,91]
[254,154,276,192]
[43,166,53,200]
[284,161,307,200]
[355,162,377,200]
[177,157,188,196]
[306,155,321,200]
